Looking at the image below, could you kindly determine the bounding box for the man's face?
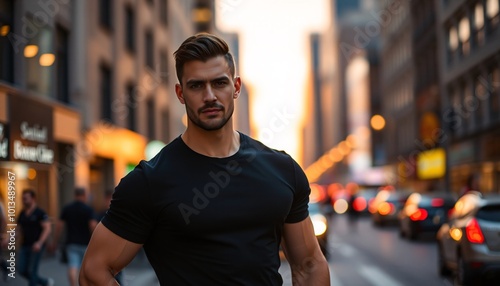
[175,56,241,131]
[22,193,34,208]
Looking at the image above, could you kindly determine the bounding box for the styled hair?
[174,33,235,84]
[75,187,86,197]
[22,189,36,199]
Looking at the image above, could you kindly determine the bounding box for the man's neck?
[181,125,240,158]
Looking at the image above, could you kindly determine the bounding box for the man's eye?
[189,84,202,89]
[214,81,228,87]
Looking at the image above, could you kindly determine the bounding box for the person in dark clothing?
[17,189,54,286]
[51,188,97,286]
[79,33,330,286]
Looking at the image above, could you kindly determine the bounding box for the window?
[486,0,500,34]
[147,98,155,139]
[56,25,69,104]
[99,0,113,30]
[126,84,136,131]
[100,65,113,122]
[160,51,168,84]
[474,74,486,128]
[125,6,135,52]
[474,3,485,47]
[0,0,14,83]
[448,25,458,64]
[489,64,500,123]
[160,0,168,26]
[145,30,154,69]
[458,16,471,57]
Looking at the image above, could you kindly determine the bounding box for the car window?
[476,204,500,222]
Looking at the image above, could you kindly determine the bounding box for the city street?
[5,214,454,286]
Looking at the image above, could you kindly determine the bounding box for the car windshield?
[476,204,500,222]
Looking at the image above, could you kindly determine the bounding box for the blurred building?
[379,0,415,189]
[436,0,500,194]
[0,0,229,217]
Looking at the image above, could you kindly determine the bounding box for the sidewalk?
[4,250,159,286]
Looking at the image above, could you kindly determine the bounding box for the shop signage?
[9,95,54,164]
[417,148,446,180]
[0,121,8,160]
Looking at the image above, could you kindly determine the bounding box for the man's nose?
[203,85,217,101]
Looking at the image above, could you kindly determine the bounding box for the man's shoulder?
[241,133,292,159]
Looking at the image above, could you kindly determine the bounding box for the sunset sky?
[216,0,330,165]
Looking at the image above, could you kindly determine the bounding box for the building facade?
[436,0,500,194]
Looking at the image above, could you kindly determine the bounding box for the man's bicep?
[82,222,142,275]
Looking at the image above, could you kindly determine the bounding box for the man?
[80,33,330,285]
[18,189,54,286]
[51,187,97,286]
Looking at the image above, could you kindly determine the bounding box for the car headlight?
[311,214,327,236]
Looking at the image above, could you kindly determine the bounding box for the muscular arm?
[79,222,142,286]
[282,217,330,286]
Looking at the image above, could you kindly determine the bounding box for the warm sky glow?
[216,0,330,165]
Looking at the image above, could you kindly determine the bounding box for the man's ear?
[175,83,185,104]
[233,76,242,99]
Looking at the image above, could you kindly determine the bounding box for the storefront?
[0,87,80,219]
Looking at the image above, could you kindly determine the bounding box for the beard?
[185,102,234,131]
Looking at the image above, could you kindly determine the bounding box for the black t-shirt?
[102,133,310,285]
[60,201,95,245]
[18,207,48,246]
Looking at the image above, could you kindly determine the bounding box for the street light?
[370,114,386,131]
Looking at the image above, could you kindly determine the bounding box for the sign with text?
[9,95,54,164]
[0,121,8,160]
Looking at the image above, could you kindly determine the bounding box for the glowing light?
[334,199,348,214]
[475,4,485,28]
[377,202,394,216]
[24,45,39,58]
[39,53,55,66]
[487,0,499,18]
[370,114,386,131]
[311,214,327,236]
[0,25,10,36]
[449,27,458,50]
[27,168,37,180]
[458,17,470,43]
[192,8,212,23]
[450,228,462,241]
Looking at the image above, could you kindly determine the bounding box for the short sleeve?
[285,159,311,223]
[101,164,155,244]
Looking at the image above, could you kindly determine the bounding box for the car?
[398,191,456,240]
[370,189,410,226]
[309,202,329,258]
[436,192,500,285]
[349,188,378,215]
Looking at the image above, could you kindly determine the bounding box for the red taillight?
[410,208,428,221]
[353,197,367,212]
[466,218,485,244]
[431,198,444,207]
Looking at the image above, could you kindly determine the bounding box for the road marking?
[358,265,403,286]
[332,243,357,258]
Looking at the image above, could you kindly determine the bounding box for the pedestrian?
[17,189,54,286]
[51,187,97,286]
[80,33,330,285]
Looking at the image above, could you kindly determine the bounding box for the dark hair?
[75,187,86,197]
[22,189,36,199]
[174,33,235,84]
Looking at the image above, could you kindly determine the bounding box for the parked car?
[436,192,500,285]
[398,191,456,240]
[309,202,329,258]
[370,189,410,226]
[350,188,377,215]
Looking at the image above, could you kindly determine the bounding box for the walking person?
[17,189,54,286]
[51,187,97,286]
[80,33,330,285]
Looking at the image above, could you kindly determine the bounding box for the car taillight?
[378,202,394,215]
[466,218,485,244]
[353,197,367,212]
[409,208,428,221]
